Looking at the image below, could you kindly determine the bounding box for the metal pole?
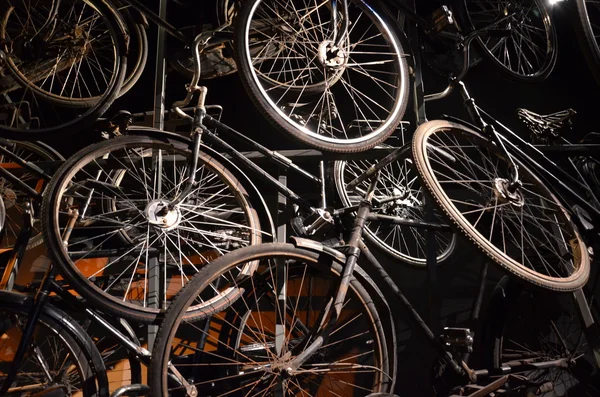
[147,0,169,352]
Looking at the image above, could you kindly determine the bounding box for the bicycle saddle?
[517,108,576,143]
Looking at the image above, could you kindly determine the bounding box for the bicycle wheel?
[333,149,456,266]
[574,0,600,86]
[486,280,600,395]
[458,0,557,82]
[0,290,108,397]
[0,0,126,138]
[150,243,394,396]
[41,135,262,323]
[412,120,589,291]
[0,139,64,250]
[234,0,410,153]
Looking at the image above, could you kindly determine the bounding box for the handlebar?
[424,27,511,102]
[171,22,231,114]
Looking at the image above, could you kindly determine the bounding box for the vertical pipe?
[147,0,169,352]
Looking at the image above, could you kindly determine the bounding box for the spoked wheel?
[150,243,394,397]
[487,279,600,396]
[459,0,557,82]
[41,135,262,323]
[234,0,410,153]
[0,0,126,138]
[333,147,456,267]
[574,0,600,86]
[0,139,63,251]
[0,291,106,397]
[412,120,589,291]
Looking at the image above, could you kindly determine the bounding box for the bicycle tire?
[333,151,457,267]
[117,7,148,96]
[149,242,395,396]
[573,0,600,87]
[0,0,126,139]
[412,120,589,291]
[485,278,600,395]
[0,290,109,397]
[234,0,410,153]
[41,135,262,324]
[458,0,557,82]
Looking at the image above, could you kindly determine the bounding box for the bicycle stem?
[425,16,514,102]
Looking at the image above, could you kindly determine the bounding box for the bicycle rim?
[42,136,262,323]
[150,243,392,396]
[235,0,409,152]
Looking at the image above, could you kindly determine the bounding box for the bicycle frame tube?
[477,107,600,194]
[200,116,323,214]
[384,0,428,28]
[51,283,153,364]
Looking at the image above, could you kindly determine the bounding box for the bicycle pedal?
[429,6,454,33]
[440,327,473,353]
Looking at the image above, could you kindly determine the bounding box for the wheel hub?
[145,199,181,230]
[382,187,420,216]
[317,40,347,69]
[493,178,524,207]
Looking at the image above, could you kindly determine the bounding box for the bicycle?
[457,0,600,85]
[146,170,598,395]
[232,0,560,153]
[146,1,600,394]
